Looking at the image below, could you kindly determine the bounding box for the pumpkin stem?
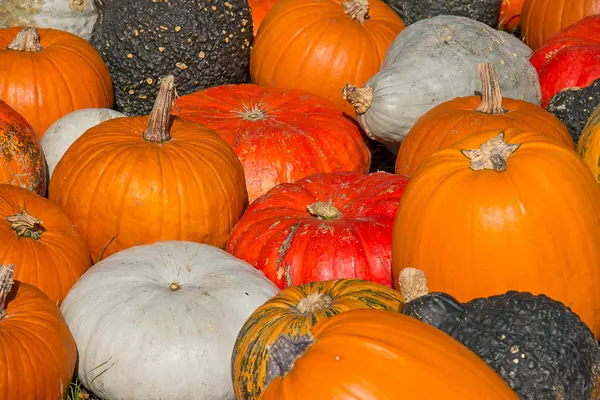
[7,26,44,52]
[266,334,314,385]
[307,200,340,220]
[461,132,521,172]
[6,210,45,240]
[169,282,181,291]
[342,0,370,22]
[475,63,507,115]
[143,75,178,143]
[296,293,333,314]
[342,84,373,114]
[0,265,15,320]
[398,268,429,302]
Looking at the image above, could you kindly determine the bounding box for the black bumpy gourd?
[546,78,600,146]
[382,0,503,27]
[91,0,253,116]
[402,291,600,400]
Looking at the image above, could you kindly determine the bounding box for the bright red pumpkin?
[227,171,409,289]
[530,16,600,107]
[173,84,371,203]
[0,100,46,196]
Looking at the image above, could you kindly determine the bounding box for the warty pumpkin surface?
[173,84,371,202]
[0,26,113,139]
[260,309,519,399]
[227,171,409,289]
[232,279,405,399]
[0,184,91,305]
[250,0,405,117]
[393,128,600,338]
[520,0,600,50]
[0,100,46,196]
[49,76,248,261]
[395,63,572,177]
[0,264,77,400]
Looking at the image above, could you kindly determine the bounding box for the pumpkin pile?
[3,2,600,399]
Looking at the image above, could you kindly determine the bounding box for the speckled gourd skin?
[358,16,541,145]
[91,0,253,116]
[403,291,600,400]
[384,0,503,27]
[0,0,98,40]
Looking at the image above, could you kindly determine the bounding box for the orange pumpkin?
[521,0,600,50]
[49,76,248,261]
[395,63,573,177]
[250,0,279,35]
[232,279,404,399]
[260,309,519,399]
[0,264,77,399]
[250,0,405,117]
[0,26,113,139]
[392,128,600,337]
[0,184,91,305]
[498,0,525,32]
[0,100,46,196]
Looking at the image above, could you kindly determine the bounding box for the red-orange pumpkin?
[498,0,525,32]
[173,84,371,202]
[0,26,113,139]
[250,0,279,35]
[49,76,248,261]
[0,100,46,196]
[393,128,600,338]
[250,0,405,117]
[227,171,409,288]
[0,184,91,305]
[0,264,77,399]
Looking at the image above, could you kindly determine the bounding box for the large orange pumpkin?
[392,128,600,337]
[520,0,600,50]
[0,264,77,399]
[250,0,405,117]
[173,84,371,202]
[395,63,573,177]
[49,76,248,261]
[232,279,404,399]
[250,0,279,35]
[260,309,519,399]
[0,184,91,305]
[0,26,113,139]
[0,100,46,196]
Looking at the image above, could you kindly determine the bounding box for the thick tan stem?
[169,282,181,291]
[6,210,44,240]
[296,293,333,314]
[0,265,15,320]
[398,268,429,303]
[342,0,370,22]
[475,63,507,114]
[307,200,340,220]
[143,75,178,143]
[461,132,521,172]
[7,26,44,52]
[342,84,373,114]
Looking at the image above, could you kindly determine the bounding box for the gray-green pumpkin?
[384,0,503,27]
[91,0,253,116]
[343,15,540,148]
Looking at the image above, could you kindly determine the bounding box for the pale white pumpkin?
[41,108,124,178]
[60,241,279,400]
[0,0,98,41]
[343,15,542,147]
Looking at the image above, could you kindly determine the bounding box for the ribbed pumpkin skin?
[227,171,409,288]
[578,103,600,183]
[0,27,113,139]
[393,128,600,338]
[0,100,46,196]
[520,0,600,50]
[173,84,371,202]
[250,0,279,35]
[260,309,519,399]
[0,184,91,305]
[232,279,404,399]
[395,96,573,177]
[0,281,77,399]
[48,116,248,261]
[250,0,405,117]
